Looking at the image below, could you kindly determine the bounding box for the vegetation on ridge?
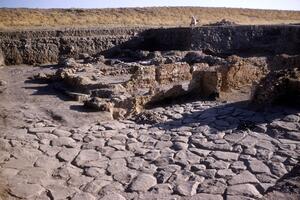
[0,7,300,30]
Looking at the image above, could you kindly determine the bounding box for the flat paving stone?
[71,192,96,200]
[190,193,223,200]
[129,173,157,192]
[228,171,259,185]
[227,184,262,199]
[247,159,271,174]
[73,149,101,167]
[99,193,126,200]
[57,148,80,162]
[9,183,44,199]
[175,181,199,196]
[47,184,76,199]
[212,151,239,161]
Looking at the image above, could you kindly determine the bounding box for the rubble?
[35,51,288,119]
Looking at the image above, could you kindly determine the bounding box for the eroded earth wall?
[1,25,300,65]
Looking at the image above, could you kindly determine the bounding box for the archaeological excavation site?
[0,24,300,200]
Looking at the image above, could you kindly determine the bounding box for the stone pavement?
[0,101,299,199]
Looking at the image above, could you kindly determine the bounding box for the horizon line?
[0,6,300,11]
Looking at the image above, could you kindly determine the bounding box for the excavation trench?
[2,26,300,119]
[33,52,300,120]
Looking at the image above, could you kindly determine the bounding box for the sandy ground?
[0,65,111,130]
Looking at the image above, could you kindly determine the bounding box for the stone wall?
[1,25,300,65]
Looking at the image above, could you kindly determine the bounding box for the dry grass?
[0,7,300,30]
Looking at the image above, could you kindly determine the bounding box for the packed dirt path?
[0,65,299,199]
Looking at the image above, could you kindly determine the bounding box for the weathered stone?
[174,150,201,164]
[190,193,223,200]
[98,181,124,196]
[51,137,76,148]
[191,140,232,151]
[283,114,299,122]
[17,167,48,184]
[224,132,247,143]
[0,151,10,163]
[198,179,227,194]
[47,184,76,199]
[155,170,173,184]
[189,148,211,157]
[247,160,271,174]
[144,150,161,161]
[150,183,173,194]
[243,147,257,156]
[175,181,199,196]
[28,127,55,133]
[9,183,44,199]
[216,169,235,179]
[52,129,72,137]
[52,163,81,180]
[113,170,137,185]
[129,173,157,192]
[209,160,230,169]
[195,169,217,179]
[100,193,126,200]
[212,151,239,161]
[228,171,259,185]
[83,180,111,194]
[285,131,300,141]
[67,175,93,187]
[84,167,106,177]
[269,162,288,177]
[71,192,96,200]
[191,164,206,172]
[173,142,188,150]
[107,150,134,159]
[73,149,101,167]
[39,145,62,157]
[227,184,262,198]
[57,148,80,162]
[127,157,145,170]
[107,159,127,175]
[226,195,256,200]
[270,120,299,132]
[82,139,106,149]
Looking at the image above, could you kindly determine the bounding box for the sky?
[0,0,300,11]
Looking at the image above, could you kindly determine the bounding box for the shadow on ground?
[153,100,300,133]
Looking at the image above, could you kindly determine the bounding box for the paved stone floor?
[0,100,299,199]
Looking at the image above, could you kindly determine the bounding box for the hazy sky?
[1,0,300,11]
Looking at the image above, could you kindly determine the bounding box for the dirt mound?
[205,19,238,26]
[251,54,300,107]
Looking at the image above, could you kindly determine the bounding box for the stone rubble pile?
[33,50,300,119]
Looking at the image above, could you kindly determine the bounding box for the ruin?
[0,24,300,200]
[4,25,295,118]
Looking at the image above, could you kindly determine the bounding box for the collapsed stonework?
[1,25,299,118]
[252,56,300,107]
[34,49,300,119]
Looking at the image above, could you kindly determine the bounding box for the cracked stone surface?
[0,65,300,200]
